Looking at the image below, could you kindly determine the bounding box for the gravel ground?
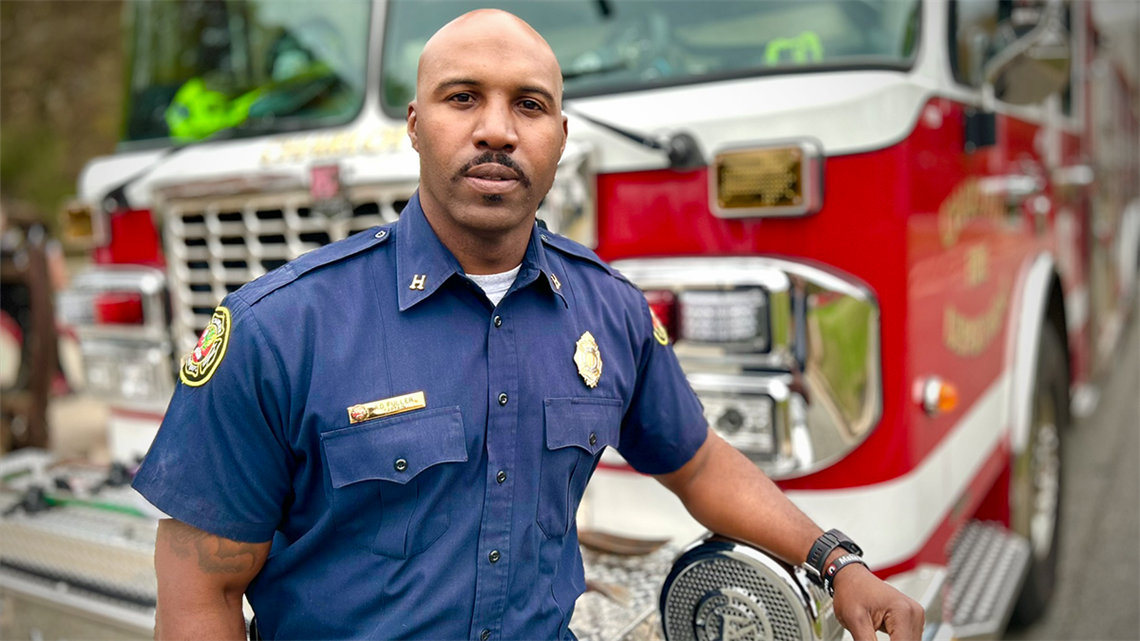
[1007,294,1140,641]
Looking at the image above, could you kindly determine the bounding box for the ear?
[559,114,568,156]
[407,101,419,152]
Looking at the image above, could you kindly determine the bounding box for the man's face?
[408,14,568,240]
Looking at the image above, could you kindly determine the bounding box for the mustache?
[454,151,531,188]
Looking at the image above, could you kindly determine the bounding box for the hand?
[831,562,925,641]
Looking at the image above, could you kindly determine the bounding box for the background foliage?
[1,1,123,228]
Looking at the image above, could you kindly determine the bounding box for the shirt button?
[498,393,508,406]
[496,470,507,484]
[394,458,408,472]
[481,629,491,641]
[589,432,597,446]
[494,315,502,328]
[489,550,501,563]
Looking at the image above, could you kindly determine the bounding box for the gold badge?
[180,307,232,387]
[347,391,426,424]
[574,331,602,388]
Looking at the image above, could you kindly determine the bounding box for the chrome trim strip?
[0,569,156,635]
[612,256,873,302]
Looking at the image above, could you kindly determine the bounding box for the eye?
[520,99,544,112]
[450,93,474,104]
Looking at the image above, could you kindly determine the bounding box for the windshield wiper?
[563,60,631,81]
[102,126,249,212]
[564,105,704,170]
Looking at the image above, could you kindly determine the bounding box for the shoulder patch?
[238,225,393,306]
[650,307,670,346]
[181,306,232,386]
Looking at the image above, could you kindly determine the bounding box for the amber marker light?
[918,377,959,416]
[60,200,103,248]
[710,140,823,219]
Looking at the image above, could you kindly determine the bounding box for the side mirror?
[992,28,1071,105]
[966,1,1070,151]
[982,2,1071,107]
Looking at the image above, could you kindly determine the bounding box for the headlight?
[679,288,769,348]
[615,257,881,480]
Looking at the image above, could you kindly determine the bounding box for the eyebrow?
[434,78,557,106]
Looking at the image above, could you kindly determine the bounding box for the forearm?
[154,519,269,641]
[657,429,823,565]
[155,587,247,641]
[658,430,925,641]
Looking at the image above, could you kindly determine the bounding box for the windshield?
[124,0,371,144]
[381,0,920,114]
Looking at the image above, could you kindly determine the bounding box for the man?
[134,9,924,641]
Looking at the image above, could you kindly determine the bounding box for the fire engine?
[3,0,1137,639]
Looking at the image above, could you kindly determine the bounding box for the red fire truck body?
[47,0,1138,637]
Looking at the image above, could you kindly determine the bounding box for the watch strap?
[806,529,863,579]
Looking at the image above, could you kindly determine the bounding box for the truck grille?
[164,185,415,352]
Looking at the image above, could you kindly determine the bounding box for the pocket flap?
[322,406,467,488]
[544,397,622,455]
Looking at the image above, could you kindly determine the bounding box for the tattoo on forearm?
[165,520,258,574]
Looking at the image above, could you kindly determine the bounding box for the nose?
[472,97,518,152]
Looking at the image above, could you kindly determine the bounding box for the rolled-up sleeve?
[616,296,708,475]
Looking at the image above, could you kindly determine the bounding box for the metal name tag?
[347,391,426,424]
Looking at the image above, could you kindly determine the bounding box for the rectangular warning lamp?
[711,140,823,218]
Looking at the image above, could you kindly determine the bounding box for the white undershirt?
[467,265,522,307]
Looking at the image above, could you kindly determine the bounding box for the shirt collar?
[396,192,568,311]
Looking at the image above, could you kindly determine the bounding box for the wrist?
[822,553,869,597]
[829,559,871,594]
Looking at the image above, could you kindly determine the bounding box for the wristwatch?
[805,529,863,583]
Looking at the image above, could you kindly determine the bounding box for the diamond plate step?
[571,539,686,641]
[945,521,1031,640]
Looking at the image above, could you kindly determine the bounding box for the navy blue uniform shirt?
[133,193,708,640]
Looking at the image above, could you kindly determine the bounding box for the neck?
[419,204,532,276]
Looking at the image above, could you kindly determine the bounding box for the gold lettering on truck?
[938,178,1004,248]
[261,126,407,165]
[943,282,1010,357]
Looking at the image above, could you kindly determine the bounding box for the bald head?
[405,8,569,274]
[416,9,563,108]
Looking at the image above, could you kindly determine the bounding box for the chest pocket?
[537,397,622,539]
[321,406,467,558]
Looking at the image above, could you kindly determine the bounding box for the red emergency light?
[93,209,165,267]
[94,292,145,325]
